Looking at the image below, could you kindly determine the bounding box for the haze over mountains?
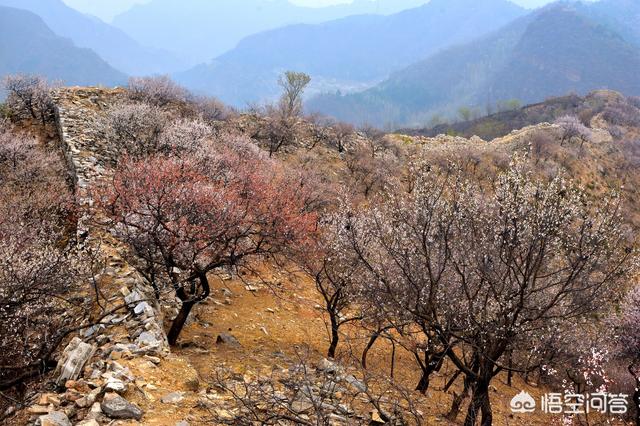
[112,0,432,67]
[309,0,640,127]
[175,0,526,107]
[0,6,125,87]
[0,0,181,76]
[0,0,639,128]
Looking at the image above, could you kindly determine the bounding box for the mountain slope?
[61,0,147,23]
[175,0,526,107]
[0,0,180,75]
[308,4,640,127]
[0,6,126,86]
[113,0,431,66]
[581,0,640,46]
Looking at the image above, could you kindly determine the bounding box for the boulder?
[38,411,71,426]
[54,338,96,386]
[101,393,143,420]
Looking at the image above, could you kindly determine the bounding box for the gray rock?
[316,358,340,374]
[101,392,143,420]
[134,301,153,316]
[54,337,96,386]
[104,378,126,394]
[343,374,366,392]
[38,411,71,426]
[136,331,161,347]
[175,421,190,426]
[161,391,184,404]
[124,290,142,306]
[216,333,241,347]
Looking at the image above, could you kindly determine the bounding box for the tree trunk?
[415,350,447,394]
[390,339,396,379]
[361,330,381,369]
[415,370,431,394]
[507,350,513,387]
[463,376,492,426]
[633,382,640,426]
[327,312,340,359]
[167,299,196,346]
[634,391,640,426]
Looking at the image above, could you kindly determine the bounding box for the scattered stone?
[101,393,143,420]
[317,359,340,374]
[104,378,126,394]
[54,338,96,386]
[136,331,161,348]
[124,290,142,306]
[343,374,366,392]
[176,421,190,426]
[134,301,152,316]
[81,325,102,338]
[3,406,15,418]
[38,411,71,426]
[370,410,385,424]
[144,355,161,365]
[28,405,50,415]
[75,420,100,426]
[84,402,102,420]
[214,408,235,421]
[161,391,185,404]
[216,333,241,347]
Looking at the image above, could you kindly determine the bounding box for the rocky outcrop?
[20,87,174,425]
[51,87,168,358]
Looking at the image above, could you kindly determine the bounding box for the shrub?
[602,103,640,127]
[2,74,54,125]
[96,102,169,159]
[192,95,234,122]
[127,75,189,107]
[555,114,593,145]
[0,126,93,393]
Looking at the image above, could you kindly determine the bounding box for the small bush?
[192,95,234,122]
[555,115,593,145]
[602,103,640,127]
[2,74,54,125]
[127,75,189,107]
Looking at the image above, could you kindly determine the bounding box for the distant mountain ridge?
[112,0,432,67]
[0,6,126,87]
[175,0,526,107]
[308,1,640,128]
[0,0,181,75]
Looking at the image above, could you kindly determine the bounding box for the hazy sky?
[288,0,558,8]
[62,0,566,22]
